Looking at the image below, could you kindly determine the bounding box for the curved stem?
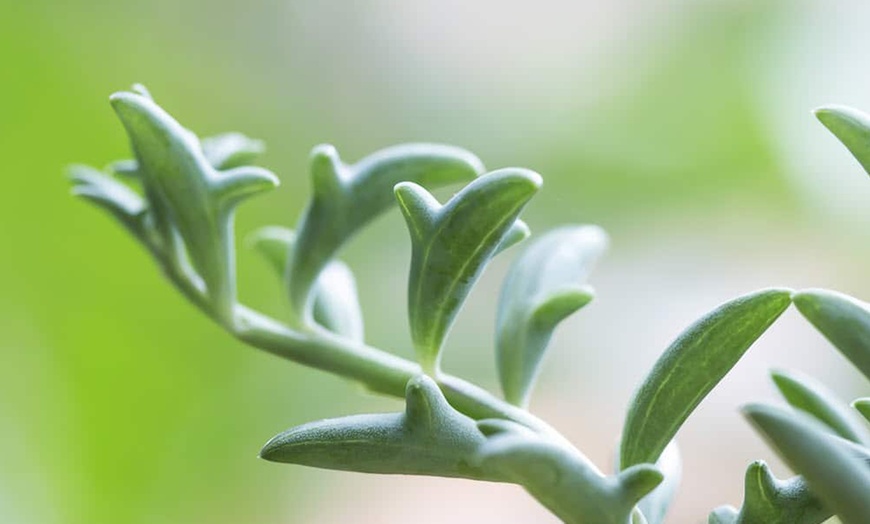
[153,241,582,458]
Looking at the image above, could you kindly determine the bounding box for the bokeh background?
[3,0,870,522]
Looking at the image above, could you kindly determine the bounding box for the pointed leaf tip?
[770,368,870,446]
[814,105,870,176]
[743,403,870,524]
[621,288,792,468]
[402,168,542,372]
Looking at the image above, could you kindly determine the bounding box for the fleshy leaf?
[636,441,681,524]
[259,375,491,480]
[476,421,662,524]
[69,164,148,240]
[854,398,870,424]
[710,460,829,524]
[201,132,265,170]
[248,226,364,341]
[620,288,792,468]
[286,143,485,323]
[771,368,870,446]
[395,168,543,373]
[815,105,870,175]
[496,225,607,406]
[744,403,870,524]
[109,90,278,324]
[793,289,870,381]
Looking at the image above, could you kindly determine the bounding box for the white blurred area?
[262,1,870,523]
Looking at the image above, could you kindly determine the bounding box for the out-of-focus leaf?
[287,143,485,322]
[69,164,147,241]
[815,105,870,175]
[259,375,491,479]
[395,168,542,373]
[475,421,662,524]
[793,289,870,381]
[110,90,278,324]
[495,225,607,406]
[771,368,870,446]
[744,403,870,524]
[709,460,829,524]
[636,441,681,524]
[248,226,364,341]
[200,132,265,170]
[853,398,870,424]
[620,288,792,468]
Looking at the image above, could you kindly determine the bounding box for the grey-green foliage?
[475,420,663,524]
[260,374,492,479]
[708,460,828,524]
[286,143,485,327]
[620,288,793,469]
[248,226,364,341]
[771,368,870,446]
[744,404,870,524]
[396,169,540,373]
[793,289,870,381]
[111,91,279,325]
[496,225,606,407]
[72,87,870,523]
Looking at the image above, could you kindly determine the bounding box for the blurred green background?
[3,1,870,522]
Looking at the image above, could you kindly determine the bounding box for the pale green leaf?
[395,168,542,373]
[744,403,870,524]
[621,288,792,468]
[815,105,870,175]
[287,143,484,322]
[248,226,364,341]
[259,375,490,480]
[710,460,828,524]
[771,368,870,446]
[853,398,870,424]
[793,289,870,381]
[476,421,662,524]
[200,132,265,170]
[109,90,278,323]
[496,225,607,406]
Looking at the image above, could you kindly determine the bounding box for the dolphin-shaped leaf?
[286,143,485,323]
[621,288,792,468]
[475,420,662,524]
[259,375,492,480]
[744,403,870,524]
[815,105,870,175]
[69,164,148,241]
[708,460,829,524]
[854,398,870,424]
[109,90,278,324]
[395,168,542,373]
[495,225,607,406]
[771,368,870,446]
[793,289,870,381]
[248,226,364,341]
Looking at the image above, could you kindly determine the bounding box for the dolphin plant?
[72,86,870,523]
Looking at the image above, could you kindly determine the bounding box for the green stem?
[154,238,581,458]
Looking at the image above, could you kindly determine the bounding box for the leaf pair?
[396,168,541,373]
[248,226,364,341]
[285,143,486,327]
[495,225,607,406]
[709,368,870,524]
[261,374,664,524]
[72,87,279,326]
